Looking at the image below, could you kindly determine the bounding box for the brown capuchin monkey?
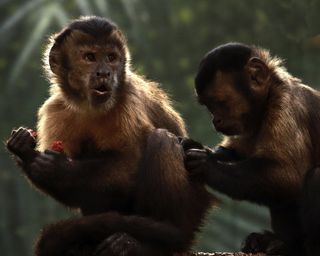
[6,16,213,256]
[182,42,320,256]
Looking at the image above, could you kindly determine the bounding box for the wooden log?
[180,252,266,256]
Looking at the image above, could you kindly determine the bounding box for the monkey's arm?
[180,138,243,162]
[185,149,301,204]
[148,94,187,137]
[6,128,131,207]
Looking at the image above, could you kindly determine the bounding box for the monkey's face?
[48,24,127,111]
[198,71,251,136]
[67,43,123,107]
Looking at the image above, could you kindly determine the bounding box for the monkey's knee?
[145,129,181,157]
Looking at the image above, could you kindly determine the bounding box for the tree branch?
[183,252,266,256]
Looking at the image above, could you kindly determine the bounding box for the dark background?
[1,0,320,255]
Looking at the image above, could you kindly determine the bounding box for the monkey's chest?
[63,133,128,159]
[61,122,131,158]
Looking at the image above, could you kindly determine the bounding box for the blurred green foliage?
[1,0,320,255]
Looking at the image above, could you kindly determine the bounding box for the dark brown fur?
[184,42,320,256]
[6,16,213,256]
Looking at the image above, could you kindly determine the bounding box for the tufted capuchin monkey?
[6,16,213,256]
[182,42,320,256]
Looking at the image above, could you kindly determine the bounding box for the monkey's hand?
[184,146,239,177]
[179,137,204,151]
[6,127,37,164]
[184,148,213,177]
[29,150,72,176]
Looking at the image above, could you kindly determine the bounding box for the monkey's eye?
[83,52,96,62]
[106,53,117,63]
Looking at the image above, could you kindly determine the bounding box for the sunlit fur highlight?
[38,16,187,159]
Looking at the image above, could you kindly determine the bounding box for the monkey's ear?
[247,57,270,87]
[49,44,61,75]
[48,28,72,75]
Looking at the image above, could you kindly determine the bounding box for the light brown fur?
[7,17,214,256]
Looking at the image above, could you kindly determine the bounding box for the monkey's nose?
[96,71,111,78]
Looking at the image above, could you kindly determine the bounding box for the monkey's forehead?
[62,29,125,49]
[76,44,119,51]
[67,16,118,37]
[198,72,235,95]
[195,43,252,93]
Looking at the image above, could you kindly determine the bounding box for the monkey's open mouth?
[90,84,112,104]
[92,83,111,94]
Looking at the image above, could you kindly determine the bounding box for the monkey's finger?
[34,155,52,166]
[9,127,26,142]
[13,129,32,148]
[7,129,30,152]
[180,138,204,150]
[185,149,207,159]
[186,148,207,153]
[24,133,36,146]
[185,159,206,170]
[37,152,57,162]
[14,127,29,137]
[44,150,66,161]
[11,129,17,136]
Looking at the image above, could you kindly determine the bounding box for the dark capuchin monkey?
[6,16,213,256]
[182,42,320,256]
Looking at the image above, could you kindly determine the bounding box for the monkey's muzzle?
[90,83,112,105]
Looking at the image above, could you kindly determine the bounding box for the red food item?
[51,141,64,153]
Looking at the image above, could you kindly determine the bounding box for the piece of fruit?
[51,141,64,153]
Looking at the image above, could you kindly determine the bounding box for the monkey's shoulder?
[125,75,186,136]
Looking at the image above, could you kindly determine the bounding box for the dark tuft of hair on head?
[52,16,120,49]
[69,16,118,38]
[195,42,253,94]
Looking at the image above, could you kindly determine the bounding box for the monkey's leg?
[131,129,210,254]
[35,212,185,256]
[94,130,199,256]
[301,167,320,256]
